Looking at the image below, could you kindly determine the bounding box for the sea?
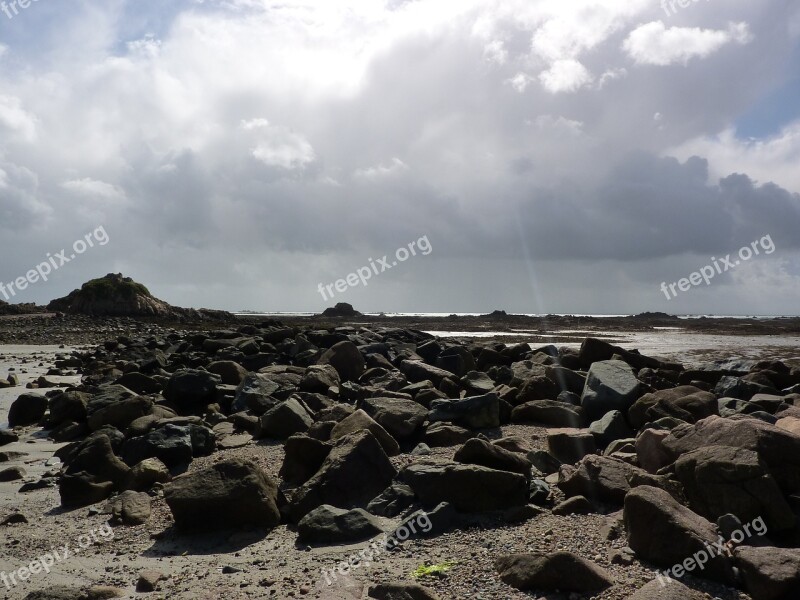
[235,313,800,368]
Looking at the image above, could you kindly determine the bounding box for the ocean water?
[233,312,800,367]
[237,312,794,319]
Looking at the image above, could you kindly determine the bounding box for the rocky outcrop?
[47,273,229,319]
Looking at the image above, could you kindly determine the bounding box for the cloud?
[0,0,796,314]
[623,21,753,66]
[538,59,593,93]
[0,160,50,230]
[354,158,409,181]
[669,122,800,194]
[483,39,507,65]
[61,178,127,201]
[507,72,534,93]
[597,67,627,89]
[241,119,316,170]
[0,95,37,142]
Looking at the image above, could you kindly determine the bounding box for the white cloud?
[669,123,800,194]
[530,0,649,62]
[242,119,316,170]
[531,115,584,136]
[597,67,627,89]
[61,178,127,201]
[538,59,593,93]
[623,21,753,66]
[0,95,37,142]
[483,40,507,65]
[354,158,409,180]
[126,36,162,59]
[507,72,534,93]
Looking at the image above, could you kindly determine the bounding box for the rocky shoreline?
[1,318,800,599]
[4,311,800,347]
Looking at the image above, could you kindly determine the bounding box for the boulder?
[260,398,314,439]
[527,450,561,475]
[0,466,25,481]
[231,373,282,414]
[735,546,800,600]
[299,364,341,394]
[436,346,476,378]
[401,462,528,512]
[776,416,800,436]
[51,421,89,443]
[8,393,48,427]
[515,376,561,403]
[495,552,613,592]
[87,395,153,432]
[428,394,500,429]
[453,438,531,477]
[106,490,152,525]
[459,371,496,395]
[121,424,194,468]
[546,428,597,464]
[630,386,717,429]
[626,579,705,599]
[578,337,662,370]
[330,410,399,456]
[552,495,595,515]
[623,486,734,584]
[279,435,332,485]
[206,361,249,385]
[163,369,222,412]
[545,366,586,395]
[47,391,90,426]
[662,415,800,493]
[580,360,641,422]
[115,372,162,395]
[125,458,171,491]
[508,360,545,386]
[399,360,454,388]
[297,505,383,543]
[674,445,795,531]
[136,571,166,593]
[558,454,645,504]
[318,341,365,382]
[64,434,130,488]
[0,430,18,446]
[288,430,397,522]
[367,483,416,517]
[164,458,281,530]
[424,423,474,447]
[511,400,583,427]
[361,397,427,439]
[493,435,533,454]
[366,582,441,600]
[589,410,634,448]
[715,376,777,401]
[635,428,672,473]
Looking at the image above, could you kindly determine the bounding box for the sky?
[0,0,799,315]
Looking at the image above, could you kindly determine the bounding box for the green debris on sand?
[411,561,457,579]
